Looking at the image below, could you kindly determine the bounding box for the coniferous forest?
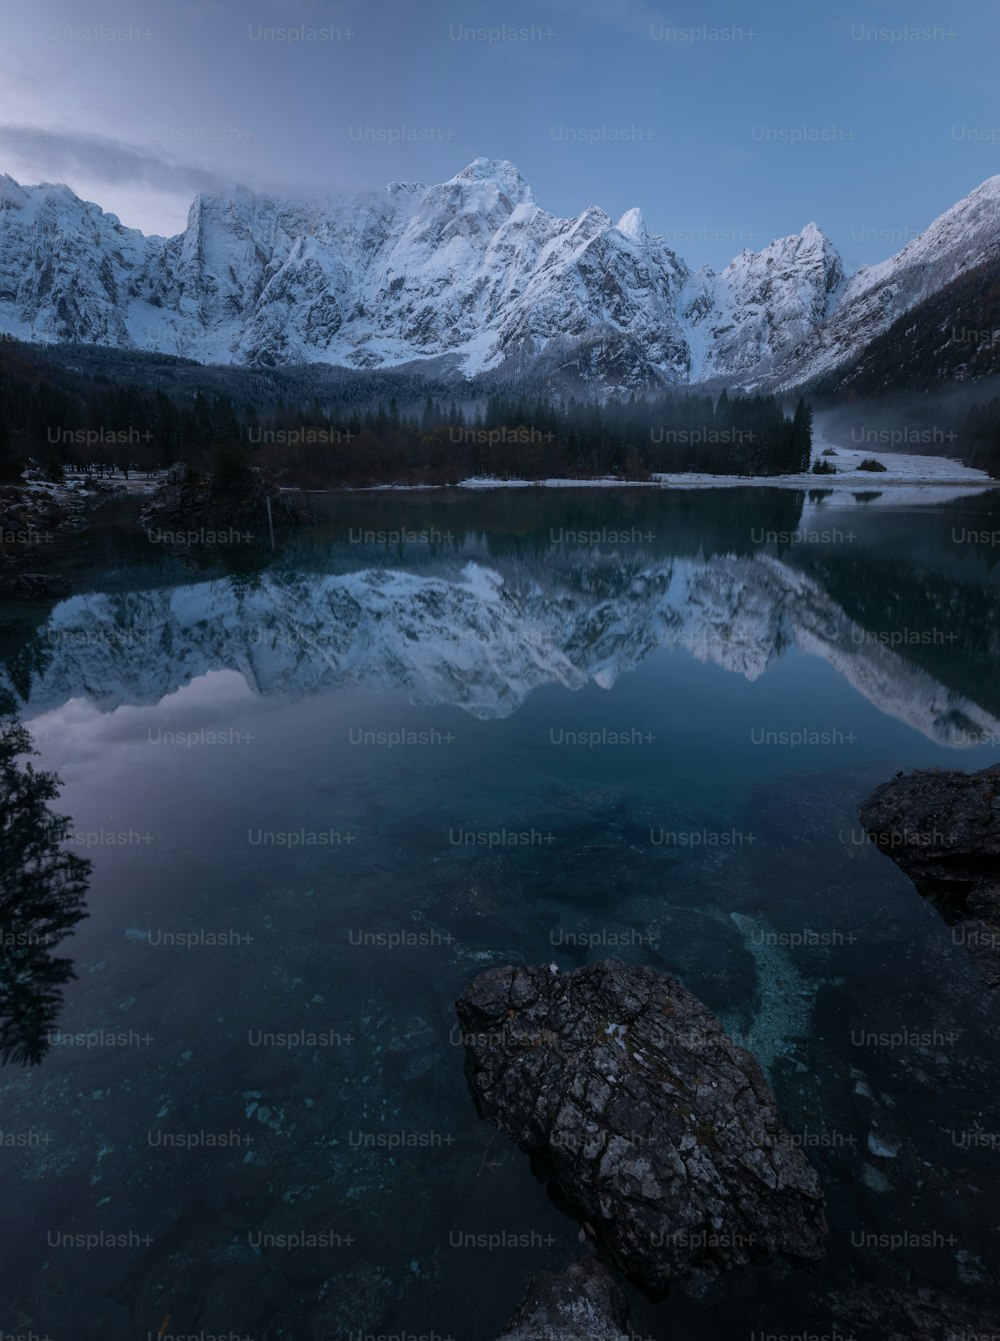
[0,341,815,485]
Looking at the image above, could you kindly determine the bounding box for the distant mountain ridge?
[0,160,997,392]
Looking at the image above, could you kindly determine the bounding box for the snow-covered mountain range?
[0,159,997,390]
[7,548,998,748]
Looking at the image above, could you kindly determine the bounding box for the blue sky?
[1,0,997,271]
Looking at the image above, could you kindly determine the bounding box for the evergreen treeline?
[813,252,1000,398]
[0,344,814,485]
[957,396,1000,476]
[247,387,813,484]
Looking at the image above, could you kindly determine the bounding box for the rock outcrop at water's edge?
[860,764,1000,986]
[139,461,312,548]
[493,1257,631,1341]
[0,481,94,598]
[455,959,827,1297]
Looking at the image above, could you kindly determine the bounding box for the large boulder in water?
[860,764,1000,986]
[455,959,826,1297]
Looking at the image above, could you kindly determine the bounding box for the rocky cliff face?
[2,161,996,389]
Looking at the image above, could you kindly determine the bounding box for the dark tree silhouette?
[0,690,91,1065]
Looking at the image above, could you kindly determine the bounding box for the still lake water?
[2,485,1000,1338]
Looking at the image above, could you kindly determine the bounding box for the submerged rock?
[455,959,826,1297]
[494,1258,630,1341]
[826,1281,1000,1341]
[0,569,70,598]
[860,764,1000,985]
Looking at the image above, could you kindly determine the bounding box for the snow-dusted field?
[457,436,995,496]
[799,437,994,483]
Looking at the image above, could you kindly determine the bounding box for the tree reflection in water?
[0,690,90,1065]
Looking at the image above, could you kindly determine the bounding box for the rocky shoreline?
[0,479,101,598]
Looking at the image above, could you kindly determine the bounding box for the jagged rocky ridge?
[1,160,997,389]
[456,960,827,1296]
[809,249,1000,396]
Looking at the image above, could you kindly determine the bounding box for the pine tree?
[0,692,91,1066]
[792,397,813,472]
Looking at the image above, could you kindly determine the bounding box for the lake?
[2,483,1000,1339]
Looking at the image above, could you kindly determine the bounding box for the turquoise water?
[1,485,999,1337]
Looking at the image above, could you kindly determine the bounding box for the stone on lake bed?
[455,958,826,1297]
[867,1131,900,1158]
[860,1163,893,1193]
[494,1257,631,1341]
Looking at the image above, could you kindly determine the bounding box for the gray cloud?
[0,126,230,196]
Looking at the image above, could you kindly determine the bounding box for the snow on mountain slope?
[0,160,694,378]
[0,162,997,389]
[769,175,1000,389]
[7,552,997,748]
[0,172,149,347]
[685,222,847,382]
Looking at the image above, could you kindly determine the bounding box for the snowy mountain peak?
[0,163,996,390]
[767,176,1000,390]
[678,219,848,382]
[185,183,277,220]
[615,207,647,240]
[748,222,842,268]
[0,173,30,210]
[798,220,834,248]
[449,158,533,202]
[572,204,613,235]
